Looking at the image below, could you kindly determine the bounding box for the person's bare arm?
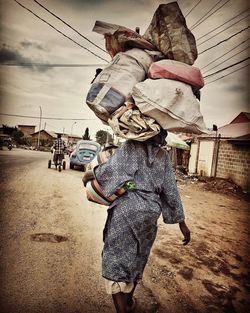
[82,170,95,187]
[179,221,191,245]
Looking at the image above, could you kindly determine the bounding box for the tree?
[12,130,25,144]
[95,130,113,146]
[82,127,90,140]
[2,125,17,135]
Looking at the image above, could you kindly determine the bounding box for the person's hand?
[179,221,191,245]
[82,170,95,187]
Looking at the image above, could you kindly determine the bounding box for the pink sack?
[148,59,204,90]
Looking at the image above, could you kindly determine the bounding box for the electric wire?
[199,26,250,55]
[205,63,249,85]
[185,0,202,18]
[203,56,249,78]
[201,38,249,69]
[190,0,225,29]
[197,9,249,41]
[14,0,109,63]
[32,0,108,54]
[0,63,106,67]
[191,0,231,30]
[0,113,97,121]
[203,45,249,74]
[197,14,249,46]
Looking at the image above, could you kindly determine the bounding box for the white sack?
[132,79,208,134]
[86,48,153,122]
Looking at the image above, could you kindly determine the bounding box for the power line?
[203,45,249,74]
[205,64,249,85]
[204,56,249,78]
[197,14,249,46]
[14,0,109,63]
[201,38,249,69]
[199,26,250,55]
[190,0,225,30]
[185,0,202,18]
[0,63,106,67]
[191,0,231,30]
[33,0,108,54]
[197,9,249,41]
[0,113,97,121]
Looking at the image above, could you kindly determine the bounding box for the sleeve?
[94,141,138,197]
[160,153,185,224]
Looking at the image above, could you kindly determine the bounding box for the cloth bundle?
[86,1,207,140]
[108,103,161,141]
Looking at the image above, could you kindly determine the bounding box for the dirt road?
[0,149,249,313]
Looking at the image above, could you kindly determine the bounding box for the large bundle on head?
[85,1,207,141]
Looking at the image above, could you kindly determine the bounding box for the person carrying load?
[51,134,66,169]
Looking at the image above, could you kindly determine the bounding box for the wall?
[188,143,198,174]
[18,126,35,137]
[197,141,214,176]
[31,132,54,146]
[216,141,250,192]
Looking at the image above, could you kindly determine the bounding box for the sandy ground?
[0,148,249,313]
[144,179,250,313]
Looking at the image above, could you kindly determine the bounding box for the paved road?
[0,149,158,313]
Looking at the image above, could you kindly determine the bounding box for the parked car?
[69,140,101,171]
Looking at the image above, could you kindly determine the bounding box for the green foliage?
[82,127,90,140]
[12,130,25,144]
[2,125,17,135]
[95,130,113,146]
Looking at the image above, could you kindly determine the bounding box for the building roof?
[31,130,57,138]
[217,122,250,138]
[18,124,36,127]
[230,112,250,124]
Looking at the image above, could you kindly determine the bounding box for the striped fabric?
[85,149,126,206]
[86,179,126,206]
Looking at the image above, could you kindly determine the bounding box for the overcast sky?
[0,0,249,138]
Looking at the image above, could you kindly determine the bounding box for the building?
[17,125,36,137]
[31,130,57,147]
[188,112,250,192]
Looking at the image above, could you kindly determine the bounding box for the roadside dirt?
[142,178,250,313]
[0,149,249,313]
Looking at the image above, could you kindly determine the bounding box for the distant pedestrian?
[51,134,66,168]
[83,129,190,313]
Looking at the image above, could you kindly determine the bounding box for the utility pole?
[37,106,42,150]
[70,122,77,144]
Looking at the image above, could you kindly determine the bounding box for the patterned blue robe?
[94,140,185,282]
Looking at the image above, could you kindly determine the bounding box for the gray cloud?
[0,44,51,72]
[20,39,48,51]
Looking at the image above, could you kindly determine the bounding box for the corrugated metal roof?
[230,112,250,124]
[217,122,250,138]
[199,122,250,139]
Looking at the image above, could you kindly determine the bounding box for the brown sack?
[143,2,198,65]
[93,20,157,58]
